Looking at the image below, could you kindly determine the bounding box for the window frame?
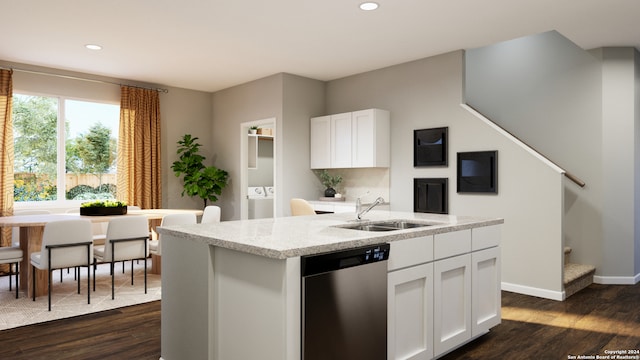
[13,90,120,210]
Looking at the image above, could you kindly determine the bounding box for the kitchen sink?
[339,220,434,232]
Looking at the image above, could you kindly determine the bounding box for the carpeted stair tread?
[563,263,595,299]
[563,263,595,284]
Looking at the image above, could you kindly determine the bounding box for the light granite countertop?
[158,210,503,259]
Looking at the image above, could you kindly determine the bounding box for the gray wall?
[325,51,567,296]
[280,74,325,215]
[211,73,325,219]
[211,74,283,221]
[465,32,640,282]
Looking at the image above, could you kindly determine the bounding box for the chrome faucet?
[356,196,385,220]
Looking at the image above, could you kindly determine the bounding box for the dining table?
[0,208,203,298]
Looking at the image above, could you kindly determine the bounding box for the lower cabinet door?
[472,246,501,336]
[433,254,472,357]
[388,263,434,360]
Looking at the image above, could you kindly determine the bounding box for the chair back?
[290,198,316,216]
[201,206,221,223]
[40,219,93,269]
[104,216,150,262]
[12,210,52,246]
[156,213,197,254]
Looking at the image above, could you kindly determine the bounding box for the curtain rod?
[0,65,169,93]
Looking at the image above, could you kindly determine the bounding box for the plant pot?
[249,129,257,135]
[324,187,336,197]
[80,206,128,216]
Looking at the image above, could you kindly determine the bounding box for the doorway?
[240,118,276,220]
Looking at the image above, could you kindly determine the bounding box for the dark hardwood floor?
[0,301,161,360]
[440,283,640,359]
[0,283,638,359]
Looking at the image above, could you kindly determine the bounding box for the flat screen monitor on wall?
[457,151,498,193]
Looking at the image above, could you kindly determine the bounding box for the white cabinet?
[471,246,501,336]
[388,227,501,359]
[433,254,472,357]
[310,108,390,169]
[388,263,434,360]
[309,115,331,169]
[352,109,390,168]
[330,112,353,168]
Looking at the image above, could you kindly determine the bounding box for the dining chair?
[93,216,150,300]
[12,209,52,247]
[0,246,23,298]
[201,205,221,223]
[290,198,316,216]
[149,213,197,257]
[30,219,93,311]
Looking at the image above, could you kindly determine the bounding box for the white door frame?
[240,118,277,220]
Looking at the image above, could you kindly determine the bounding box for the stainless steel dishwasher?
[301,243,390,360]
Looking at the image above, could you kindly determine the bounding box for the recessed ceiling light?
[85,44,102,50]
[359,2,379,11]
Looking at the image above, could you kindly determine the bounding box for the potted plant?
[249,126,259,135]
[171,134,230,208]
[317,169,342,197]
[80,200,128,216]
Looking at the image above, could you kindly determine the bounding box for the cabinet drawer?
[388,236,434,271]
[434,230,471,260]
[471,225,501,251]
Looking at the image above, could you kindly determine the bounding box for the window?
[13,94,119,203]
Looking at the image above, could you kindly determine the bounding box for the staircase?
[563,247,596,299]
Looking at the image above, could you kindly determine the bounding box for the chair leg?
[130,259,134,285]
[15,261,19,299]
[111,260,115,300]
[32,265,36,302]
[144,257,147,294]
[73,266,80,294]
[48,269,52,312]
[8,264,12,291]
[93,259,96,292]
[87,265,91,305]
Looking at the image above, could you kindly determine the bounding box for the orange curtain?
[0,70,14,250]
[117,86,162,209]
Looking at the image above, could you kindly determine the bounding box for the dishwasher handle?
[301,243,390,277]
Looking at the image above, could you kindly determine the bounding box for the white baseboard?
[593,273,640,285]
[501,282,564,301]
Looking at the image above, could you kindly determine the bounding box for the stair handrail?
[461,104,586,188]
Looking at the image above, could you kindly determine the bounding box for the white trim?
[593,274,640,285]
[501,282,564,301]
[239,118,277,220]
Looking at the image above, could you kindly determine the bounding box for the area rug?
[0,261,160,331]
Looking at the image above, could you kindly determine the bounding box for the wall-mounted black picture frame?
[414,178,448,214]
[414,127,448,166]
[457,151,498,193]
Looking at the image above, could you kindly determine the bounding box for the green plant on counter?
[171,134,230,208]
[80,200,127,208]
[317,169,342,189]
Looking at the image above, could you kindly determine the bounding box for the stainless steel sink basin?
[339,220,433,232]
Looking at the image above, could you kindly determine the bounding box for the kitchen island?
[158,211,503,360]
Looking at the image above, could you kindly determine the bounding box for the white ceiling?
[1,0,639,93]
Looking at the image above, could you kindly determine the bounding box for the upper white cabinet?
[310,108,390,169]
[351,109,390,167]
[330,112,353,168]
[309,115,331,169]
